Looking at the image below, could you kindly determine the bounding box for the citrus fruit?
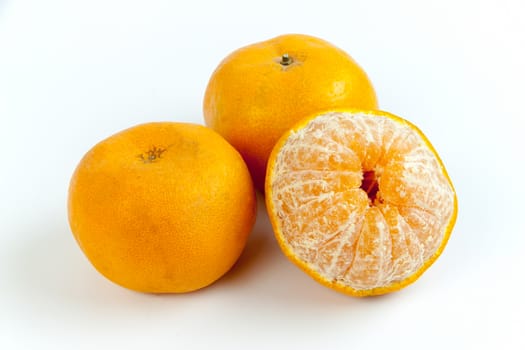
[265,109,457,296]
[203,34,378,190]
[68,122,256,293]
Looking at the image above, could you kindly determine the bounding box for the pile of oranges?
[68,34,457,297]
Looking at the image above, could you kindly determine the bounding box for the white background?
[1,0,524,349]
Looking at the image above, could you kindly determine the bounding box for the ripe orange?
[203,34,378,190]
[68,122,256,293]
[265,109,457,296]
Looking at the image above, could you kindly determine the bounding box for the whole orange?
[68,122,256,293]
[203,34,378,190]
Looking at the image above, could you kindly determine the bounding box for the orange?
[68,122,256,293]
[203,34,378,190]
[265,109,457,296]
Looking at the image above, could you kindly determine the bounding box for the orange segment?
[266,110,457,296]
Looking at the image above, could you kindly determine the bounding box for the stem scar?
[138,146,166,163]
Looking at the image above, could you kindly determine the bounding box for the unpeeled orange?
[203,34,378,190]
[68,122,256,293]
[265,109,457,296]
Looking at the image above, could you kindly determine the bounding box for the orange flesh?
[268,111,455,291]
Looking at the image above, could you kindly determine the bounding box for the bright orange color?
[203,34,378,190]
[266,109,457,296]
[68,122,256,293]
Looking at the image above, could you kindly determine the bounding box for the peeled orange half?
[265,110,457,296]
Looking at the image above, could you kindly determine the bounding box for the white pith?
[270,112,455,290]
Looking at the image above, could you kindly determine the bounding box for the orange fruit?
[265,109,457,296]
[203,34,378,190]
[68,122,256,293]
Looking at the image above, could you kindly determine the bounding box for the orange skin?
[68,122,256,293]
[265,109,458,297]
[203,34,378,190]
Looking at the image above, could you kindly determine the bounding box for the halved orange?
[265,109,457,296]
